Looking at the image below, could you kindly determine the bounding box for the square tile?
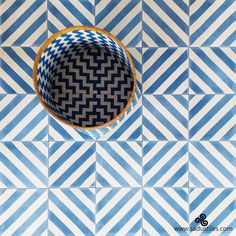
[48,0,95,35]
[98,98,142,141]
[190,48,236,94]
[143,95,188,140]
[0,0,47,46]
[49,142,95,187]
[95,0,142,47]
[49,188,95,236]
[143,188,188,235]
[0,47,38,94]
[143,48,188,94]
[143,142,188,187]
[0,95,48,141]
[49,116,93,141]
[189,188,236,234]
[96,188,142,235]
[143,0,189,47]
[189,142,236,187]
[189,95,236,140]
[0,189,47,235]
[0,142,48,188]
[96,142,142,187]
[190,0,236,46]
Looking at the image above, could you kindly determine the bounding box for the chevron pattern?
[0,189,47,235]
[96,188,142,235]
[190,0,236,46]
[49,188,95,236]
[96,142,142,187]
[143,95,188,140]
[0,95,48,141]
[143,188,188,235]
[95,0,142,47]
[0,0,47,46]
[190,142,236,187]
[143,142,188,187]
[189,95,236,140]
[190,188,236,233]
[190,48,236,94]
[0,142,48,188]
[49,142,95,187]
[143,0,189,47]
[143,48,188,94]
[48,0,95,35]
[0,47,37,94]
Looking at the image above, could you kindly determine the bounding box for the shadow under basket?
[33,26,139,139]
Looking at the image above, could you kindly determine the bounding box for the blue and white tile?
[48,0,95,35]
[98,98,142,141]
[96,142,142,187]
[0,142,48,188]
[49,116,93,141]
[96,188,142,236]
[190,142,236,188]
[143,188,188,236]
[143,48,188,94]
[0,95,48,141]
[0,189,47,236]
[190,0,236,46]
[189,95,236,140]
[95,0,142,47]
[143,0,189,47]
[0,0,47,46]
[190,48,236,94]
[143,95,188,140]
[0,47,38,94]
[190,188,236,234]
[49,142,95,187]
[49,188,95,236]
[143,142,188,187]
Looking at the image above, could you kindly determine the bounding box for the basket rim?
[33,26,137,130]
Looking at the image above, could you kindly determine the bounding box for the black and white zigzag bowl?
[33,26,139,138]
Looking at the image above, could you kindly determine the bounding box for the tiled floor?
[0,0,236,235]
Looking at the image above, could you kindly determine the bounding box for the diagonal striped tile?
[0,142,48,188]
[143,142,188,187]
[0,95,48,141]
[0,0,47,46]
[49,142,95,187]
[98,98,142,141]
[96,188,142,236]
[143,95,188,140]
[0,189,47,236]
[189,95,236,140]
[190,142,236,187]
[95,0,142,47]
[49,188,95,236]
[129,48,142,92]
[0,47,38,94]
[190,188,236,234]
[96,142,142,187]
[143,48,188,94]
[190,48,236,94]
[48,0,95,35]
[190,0,236,46]
[143,188,188,236]
[49,116,93,141]
[143,0,189,47]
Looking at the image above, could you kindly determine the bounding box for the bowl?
[33,26,139,138]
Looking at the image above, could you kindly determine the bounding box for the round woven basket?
[33,26,138,138]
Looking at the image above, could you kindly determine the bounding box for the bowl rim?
[33,26,136,130]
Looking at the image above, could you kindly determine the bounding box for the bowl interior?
[37,29,134,128]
